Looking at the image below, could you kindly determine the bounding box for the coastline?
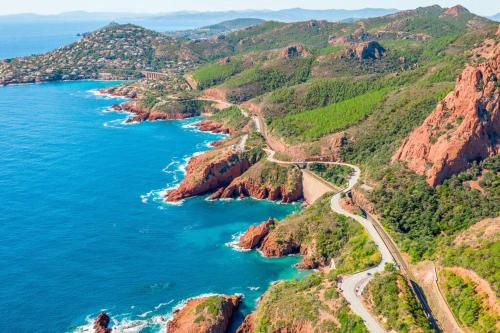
[0,78,132,88]
[85,82,305,331]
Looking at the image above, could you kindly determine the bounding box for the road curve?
[204,97,394,332]
[330,165,393,333]
[264,134,393,332]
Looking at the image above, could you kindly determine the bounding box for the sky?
[0,0,499,16]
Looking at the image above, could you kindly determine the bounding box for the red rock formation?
[295,256,321,270]
[392,42,500,186]
[281,44,311,59]
[167,295,241,333]
[350,187,376,214]
[210,177,303,202]
[94,312,112,333]
[236,314,254,333]
[344,41,385,61]
[193,119,230,134]
[442,5,469,17]
[237,218,274,249]
[118,102,192,123]
[258,230,302,257]
[165,151,254,202]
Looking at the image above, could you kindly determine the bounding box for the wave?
[87,89,128,101]
[103,119,128,129]
[225,232,251,252]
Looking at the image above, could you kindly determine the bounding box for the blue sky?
[1,0,499,16]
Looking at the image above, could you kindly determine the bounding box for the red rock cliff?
[237,218,274,249]
[167,295,241,333]
[166,149,255,202]
[392,42,500,186]
[207,160,303,203]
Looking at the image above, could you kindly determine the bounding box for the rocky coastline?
[167,295,241,333]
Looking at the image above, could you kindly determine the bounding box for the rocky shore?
[192,119,230,134]
[167,295,241,333]
[112,102,193,123]
[165,147,256,202]
[237,218,275,249]
[93,312,112,333]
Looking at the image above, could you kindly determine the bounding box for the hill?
[0,23,201,84]
[166,18,264,40]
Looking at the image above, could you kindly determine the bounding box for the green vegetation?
[270,89,387,142]
[210,106,248,130]
[191,61,243,89]
[242,131,266,162]
[369,157,500,261]
[441,270,499,333]
[310,163,352,187]
[313,45,346,56]
[223,58,313,102]
[270,195,380,270]
[342,83,453,166]
[253,273,368,333]
[241,159,302,192]
[195,295,224,316]
[365,270,433,332]
[442,241,500,295]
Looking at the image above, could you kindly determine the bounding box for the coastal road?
[266,145,393,332]
[197,96,404,333]
[329,164,393,333]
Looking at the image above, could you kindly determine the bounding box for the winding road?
[201,96,434,333]
[258,117,393,332]
[267,148,393,333]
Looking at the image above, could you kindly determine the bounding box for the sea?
[0,80,304,331]
[0,19,195,59]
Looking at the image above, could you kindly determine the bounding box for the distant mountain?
[0,8,398,30]
[489,13,500,21]
[150,8,399,26]
[166,18,264,40]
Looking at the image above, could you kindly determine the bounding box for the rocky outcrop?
[209,176,303,202]
[94,312,112,333]
[392,41,500,186]
[193,119,230,134]
[114,102,192,123]
[281,44,310,59]
[208,160,303,203]
[258,229,302,257]
[165,150,255,202]
[344,41,385,61]
[237,218,274,249]
[442,5,469,17]
[167,295,241,333]
[350,187,376,214]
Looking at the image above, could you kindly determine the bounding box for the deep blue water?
[0,81,302,332]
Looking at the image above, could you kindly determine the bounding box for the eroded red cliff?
[392,41,500,186]
[165,149,255,202]
[167,295,241,333]
[237,218,274,249]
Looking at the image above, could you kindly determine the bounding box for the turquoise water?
[0,81,302,332]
